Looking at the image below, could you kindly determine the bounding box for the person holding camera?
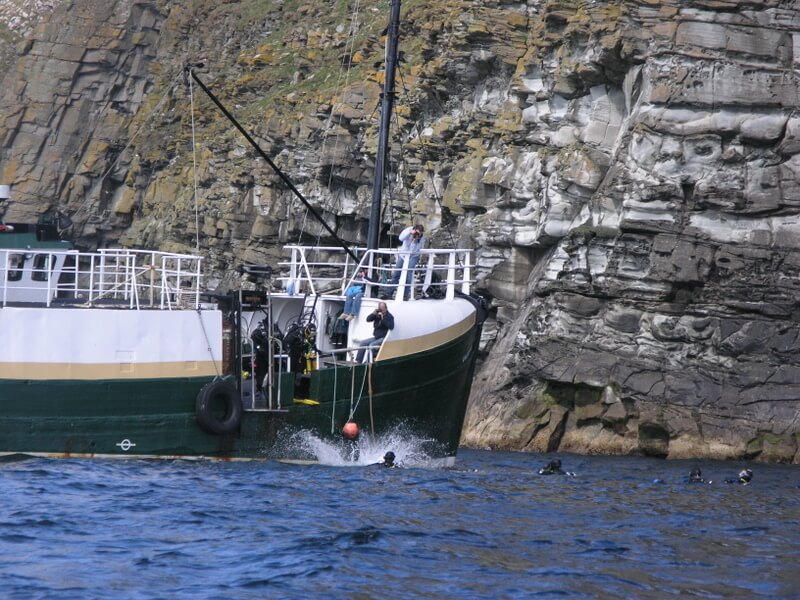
[387,224,426,299]
[355,302,395,362]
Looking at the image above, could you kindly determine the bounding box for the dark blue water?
[1,449,798,599]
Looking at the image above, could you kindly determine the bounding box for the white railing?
[0,248,204,309]
[278,245,473,302]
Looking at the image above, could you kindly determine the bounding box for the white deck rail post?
[160,255,171,310]
[461,251,471,295]
[149,252,156,307]
[195,257,202,308]
[176,257,183,309]
[1,252,8,307]
[300,248,316,295]
[445,251,456,301]
[98,253,106,299]
[422,252,435,298]
[342,252,351,295]
[45,252,53,307]
[112,254,121,301]
[88,254,96,304]
[289,247,298,294]
[124,253,132,302]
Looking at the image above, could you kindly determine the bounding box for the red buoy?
[342,421,360,440]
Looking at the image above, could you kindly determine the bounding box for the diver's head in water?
[688,468,704,483]
[538,458,565,475]
[725,467,753,485]
[382,451,396,468]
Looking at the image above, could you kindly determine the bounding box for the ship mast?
[366,0,402,251]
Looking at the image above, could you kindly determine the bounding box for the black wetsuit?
[724,469,752,485]
[687,469,705,483]
[538,460,574,476]
[538,465,565,475]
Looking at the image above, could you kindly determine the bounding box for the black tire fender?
[195,380,242,435]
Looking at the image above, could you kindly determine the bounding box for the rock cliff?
[1,0,799,462]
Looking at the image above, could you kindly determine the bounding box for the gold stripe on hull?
[0,361,219,381]
[377,313,476,360]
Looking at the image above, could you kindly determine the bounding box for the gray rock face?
[1,0,799,462]
[463,1,800,463]
[1,0,164,235]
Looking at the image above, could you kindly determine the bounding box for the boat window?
[5,253,25,281]
[32,254,55,282]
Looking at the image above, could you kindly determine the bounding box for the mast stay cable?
[186,65,360,265]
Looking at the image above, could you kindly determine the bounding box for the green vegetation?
[197,0,449,120]
[128,0,469,197]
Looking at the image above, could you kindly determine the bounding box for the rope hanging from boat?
[349,358,357,420]
[329,349,339,435]
[368,361,375,433]
[346,355,372,423]
[325,345,376,434]
[196,308,221,379]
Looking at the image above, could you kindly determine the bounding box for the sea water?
[1,436,798,599]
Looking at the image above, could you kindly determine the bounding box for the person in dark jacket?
[355,302,394,362]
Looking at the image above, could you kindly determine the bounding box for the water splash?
[284,425,450,468]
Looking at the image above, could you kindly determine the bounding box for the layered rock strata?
[462,0,800,463]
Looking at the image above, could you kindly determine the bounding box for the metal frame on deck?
[0,248,204,309]
[279,246,473,302]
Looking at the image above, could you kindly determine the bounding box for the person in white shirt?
[387,224,425,299]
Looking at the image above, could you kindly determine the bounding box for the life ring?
[195,380,242,435]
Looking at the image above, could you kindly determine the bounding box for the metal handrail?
[277,246,474,302]
[0,248,204,309]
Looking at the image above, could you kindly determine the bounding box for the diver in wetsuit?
[380,451,398,468]
[724,468,753,485]
[538,459,575,477]
[687,468,705,483]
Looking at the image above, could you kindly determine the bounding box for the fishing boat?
[0,0,486,463]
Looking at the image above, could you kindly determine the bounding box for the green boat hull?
[0,326,479,460]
